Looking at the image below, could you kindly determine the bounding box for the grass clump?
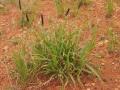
[80,0,91,5]
[8,0,17,4]
[19,11,31,27]
[106,0,114,18]
[13,48,36,87]
[18,0,39,27]
[18,0,30,27]
[13,24,101,88]
[107,27,120,53]
[32,25,100,86]
[13,49,29,84]
[78,0,92,8]
[9,36,22,45]
[54,0,64,17]
[0,3,7,14]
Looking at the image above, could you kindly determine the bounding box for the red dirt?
[0,0,120,90]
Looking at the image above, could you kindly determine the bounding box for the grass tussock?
[13,24,101,88]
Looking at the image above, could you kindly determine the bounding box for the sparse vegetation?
[13,49,28,84]
[19,12,31,27]
[79,0,92,6]
[9,36,21,45]
[54,0,64,16]
[106,0,114,18]
[0,3,7,14]
[18,0,39,27]
[107,27,120,53]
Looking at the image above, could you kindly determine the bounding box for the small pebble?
[115,88,119,90]
[91,83,95,86]
[86,88,91,90]
[115,79,118,82]
[101,63,105,66]
[112,62,115,65]
[3,46,8,52]
[114,67,116,70]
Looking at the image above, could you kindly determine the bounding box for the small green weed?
[9,37,21,45]
[0,3,7,14]
[13,49,28,84]
[106,0,114,18]
[71,0,92,16]
[8,0,17,4]
[78,0,92,8]
[107,27,120,53]
[19,12,31,27]
[18,0,37,27]
[54,0,64,16]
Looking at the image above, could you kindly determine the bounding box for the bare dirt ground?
[0,0,120,90]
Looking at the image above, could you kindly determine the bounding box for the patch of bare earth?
[0,4,21,89]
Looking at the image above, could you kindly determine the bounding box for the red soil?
[0,0,120,90]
